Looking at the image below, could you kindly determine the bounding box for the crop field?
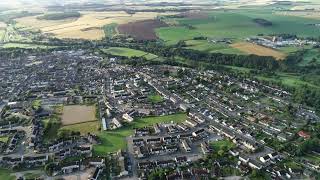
[156,10,320,45]
[94,113,187,155]
[118,19,168,40]
[102,47,158,60]
[15,11,176,40]
[185,40,246,54]
[231,42,286,60]
[61,105,96,125]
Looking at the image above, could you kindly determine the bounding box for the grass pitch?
[102,47,158,60]
[93,113,187,155]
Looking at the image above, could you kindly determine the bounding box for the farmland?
[231,42,287,60]
[156,10,320,45]
[185,40,246,54]
[37,12,81,20]
[94,113,187,155]
[15,11,176,40]
[102,47,158,60]
[61,105,96,125]
[118,19,168,40]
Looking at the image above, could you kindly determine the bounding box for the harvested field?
[118,19,168,40]
[61,105,96,125]
[231,42,286,60]
[15,11,177,40]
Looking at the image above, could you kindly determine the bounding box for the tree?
[44,162,55,176]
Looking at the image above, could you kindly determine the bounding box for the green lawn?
[210,139,236,151]
[60,121,100,135]
[157,9,320,45]
[102,47,158,60]
[0,169,15,180]
[148,94,164,103]
[0,136,9,143]
[93,113,187,155]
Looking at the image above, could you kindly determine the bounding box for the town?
[0,48,319,179]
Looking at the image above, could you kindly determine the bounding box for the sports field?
[61,105,96,125]
[94,113,187,155]
[102,47,158,60]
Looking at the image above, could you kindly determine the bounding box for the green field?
[257,73,320,89]
[224,65,320,89]
[148,94,164,103]
[185,40,246,54]
[157,10,320,45]
[0,169,14,180]
[0,136,9,143]
[103,23,118,38]
[210,139,235,151]
[60,121,100,135]
[102,47,158,60]
[1,42,56,49]
[94,113,187,155]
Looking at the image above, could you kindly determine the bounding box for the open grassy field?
[210,139,235,151]
[148,94,164,103]
[102,47,158,60]
[157,10,320,45]
[0,136,9,143]
[94,113,187,155]
[231,42,287,60]
[60,121,100,135]
[224,65,320,89]
[276,11,320,20]
[257,73,320,89]
[185,40,246,54]
[15,11,176,40]
[0,169,15,180]
[1,43,56,49]
[61,105,96,125]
